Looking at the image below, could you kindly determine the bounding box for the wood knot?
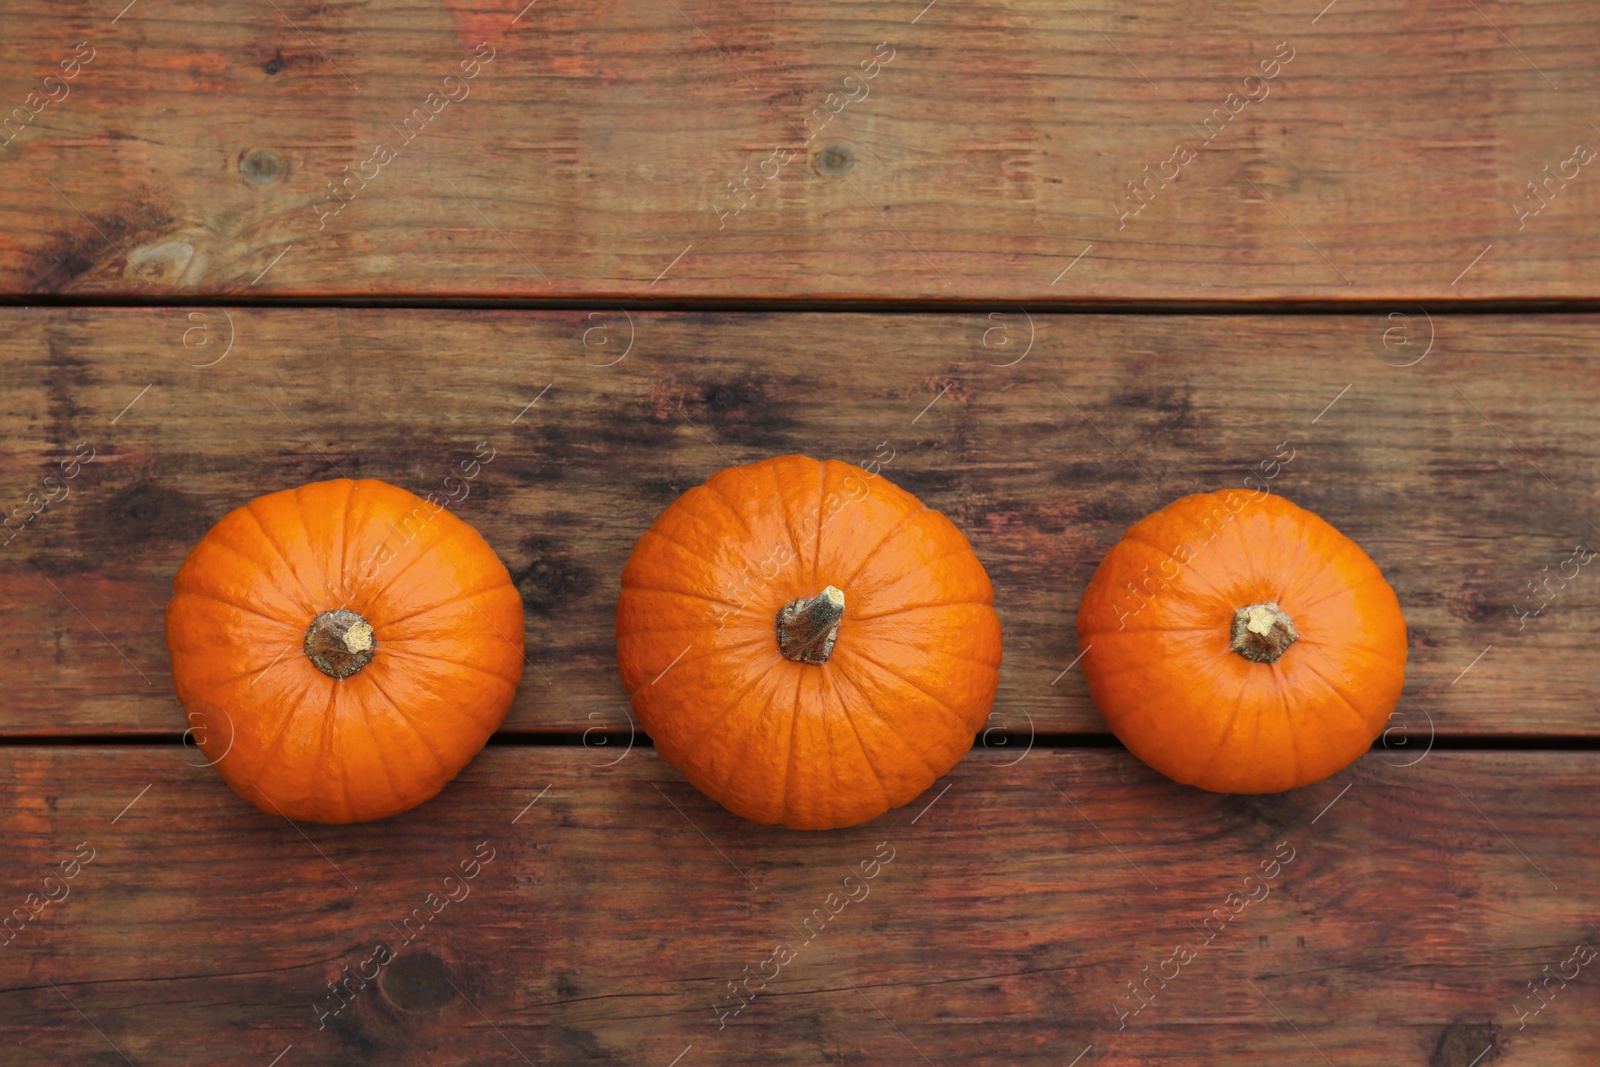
[1430,1021,1498,1067]
[380,952,458,1013]
[816,144,855,176]
[240,148,286,185]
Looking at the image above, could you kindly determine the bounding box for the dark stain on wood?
[1449,574,1510,626]
[1226,793,1309,839]
[632,477,694,509]
[1111,379,1199,433]
[699,382,796,453]
[549,1027,611,1062]
[653,374,801,454]
[321,1006,384,1058]
[502,428,570,487]
[888,465,961,503]
[251,46,320,83]
[97,482,210,553]
[511,534,600,617]
[1406,627,1441,650]
[28,202,175,293]
[43,332,88,458]
[1430,1020,1498,1067]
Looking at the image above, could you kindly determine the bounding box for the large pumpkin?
[616,455,1002,830]
[1077,490,1406,794]
[166,478,524,823]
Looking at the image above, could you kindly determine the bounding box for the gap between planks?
[7,296,1600,315]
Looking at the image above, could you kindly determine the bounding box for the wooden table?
[3,3,1598,1065]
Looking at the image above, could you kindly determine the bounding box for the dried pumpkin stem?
[776,586,846,665]
[304,608,377,679]
[1229,602,1298,664]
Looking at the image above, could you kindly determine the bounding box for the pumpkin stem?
[1229,602,1299,664]
[776,586,846,665]
[304,608,377,679]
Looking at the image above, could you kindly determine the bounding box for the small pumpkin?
[166,478,524,823]
[616,455,1002,830]
[1077,490,1406,794]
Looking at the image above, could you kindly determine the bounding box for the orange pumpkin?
[1077,490,1406,794]
[165,478,524,823]
[616,455,1002,830]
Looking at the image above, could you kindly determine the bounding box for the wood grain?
[1,1,1598,299]
[0,747,1595,1066]
[2,309,1595,738]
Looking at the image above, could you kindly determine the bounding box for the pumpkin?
[616,455,1002,830]
[1076,490,1406,794]
[165,478,524,823]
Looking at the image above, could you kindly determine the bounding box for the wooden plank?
[1,309,1596,736]
[0,747,1595,1065]
[1,1,1599,299]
